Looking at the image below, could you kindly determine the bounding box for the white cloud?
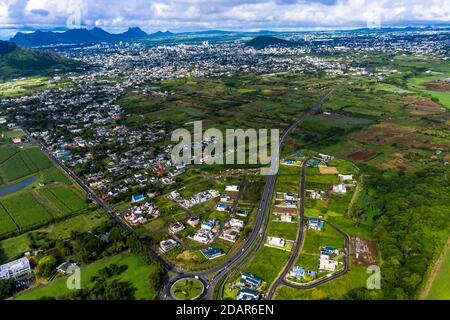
[0,0,448,32]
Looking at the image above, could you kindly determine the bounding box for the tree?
[0,279,15,299]
[35,255,58,278]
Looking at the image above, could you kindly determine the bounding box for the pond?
[0,175,39,197]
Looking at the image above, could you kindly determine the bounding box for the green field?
[0,146,53,183]
[0,143,90,238]
[0,210,107,262]
[245,247,290,285]
[424,244,450,300]
[15,253,160,300]
[0,192,53,229]
[274,265,368,300]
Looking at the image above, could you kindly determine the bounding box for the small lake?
[0,175,39,197]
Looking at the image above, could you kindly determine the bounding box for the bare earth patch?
[423,79,450,92]
[177,250,200,261]
[408,99,445,115]
[351,237,378,267]
[347,149,378,161]
[319,166,338,174]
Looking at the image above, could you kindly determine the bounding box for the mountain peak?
[123,26,148,38]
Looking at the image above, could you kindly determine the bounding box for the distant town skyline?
[0,0,449,39]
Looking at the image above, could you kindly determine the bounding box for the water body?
[0,175,39,197]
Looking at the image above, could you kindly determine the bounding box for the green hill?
[0,40,80,80]
[246,35,296,49]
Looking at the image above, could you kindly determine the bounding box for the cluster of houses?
[332,174,355,194]
[220,218,245,243]
[273,192,298,223]
[168,189,220,208]
[289,266,318,282]
[191,220,218,244]
[234,272,262,300]
[319,246,340,272]
[124,201,160,225]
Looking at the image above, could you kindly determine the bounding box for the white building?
[338,174,354,182]
[0,257,32,280]
[160,239,178,253]
[229,218,245,230]
[268,237,286,247]
[225,185,240,192]
[332,184,347,194]
[319,256,339,271]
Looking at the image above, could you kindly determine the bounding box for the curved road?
[168,79,346,300]
[24,79,345,301]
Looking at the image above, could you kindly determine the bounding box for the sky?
[0,0,449,39]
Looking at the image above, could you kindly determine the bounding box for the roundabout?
[170,277,207,300]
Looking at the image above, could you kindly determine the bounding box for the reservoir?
[0,176,39,197]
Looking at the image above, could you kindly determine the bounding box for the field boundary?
[419,235,450,300]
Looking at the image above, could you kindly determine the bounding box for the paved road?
[167,80,347,300]
[267,165,351,298]
[22,129,175,271]
[267,158,310,299]
[24,79,345,301]
[280,219,350,290]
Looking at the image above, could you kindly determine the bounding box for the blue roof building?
[56,150,72,158]
[283,159,294,165]
[292,151,302,157]
[202,220,215,230]
[310,160,320,167]
[237,288,259,300]
[216,203,228,211]
[131,194,145,203]
[292,266,317,280]
[308,217,324,230]
[241,272,262,289]
[203,248,225,260]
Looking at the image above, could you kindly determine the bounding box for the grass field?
[423,239,450,300]
[0,146,53,183]
[171,278,204,300]
[245,247,290,285]
[0,143,90,238]
[0,210,107,261]
[0,192,53,230]
[15,253,160,300]
[274,265,368,299]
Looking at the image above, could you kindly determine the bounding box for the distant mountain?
[10,27,173,47]
[0,40,80,80]
[120,27,148,39]
[149,30,174,38]
[246,36,296,49]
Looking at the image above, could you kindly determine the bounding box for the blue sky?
[0,0,449,39]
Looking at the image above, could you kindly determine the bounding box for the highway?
[267,159,350,299]
[179,79,346,300]
[267,158,309,300]
[24,79,345,301]
[280,219,350,291]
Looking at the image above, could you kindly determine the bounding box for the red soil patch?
[423,79,450,92]
[347,149,378,161]
[408,99,444,115]
[351,237,378,267]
